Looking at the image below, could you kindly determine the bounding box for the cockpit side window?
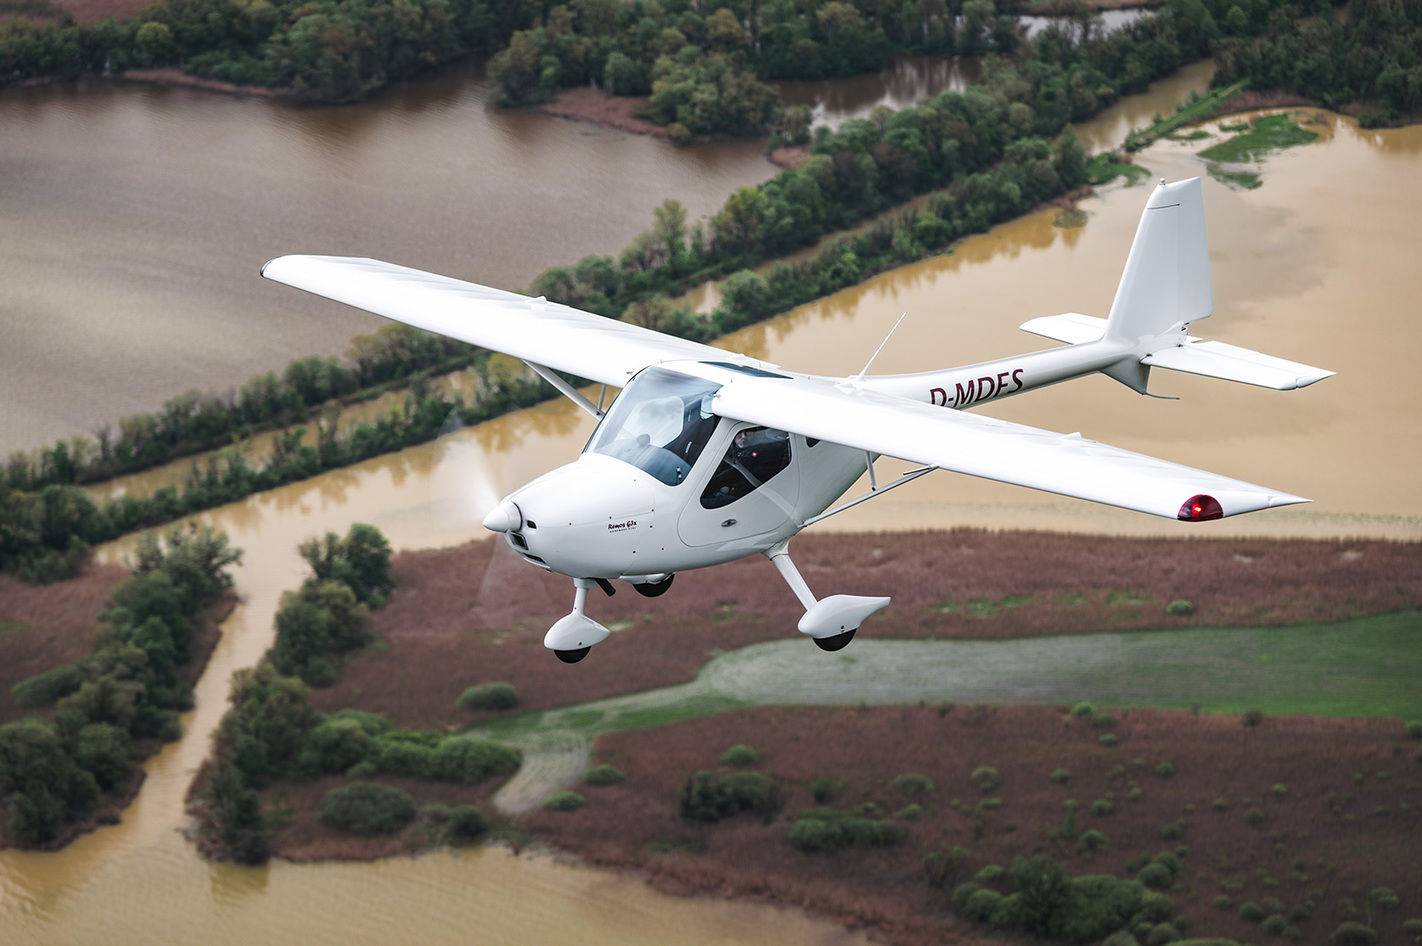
[700,426,792,508]
[585,368,721,486]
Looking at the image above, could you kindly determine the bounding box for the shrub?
[1263,914,1288,935]
[1284,926,1303,941]
[1166,600,1195,615]
[1058,871,1147,942]
[444,804,488,842]
[1241,902,1266,923]
[1079,829,1107,852]
[1139,863,1173,890]
[375,740,437,779]
[1100,734,1119,746]
[1071,702,1096,718]
[1272,783,1287,798]
[1129,787,1143,802]
[790,809,904,853]
[1161,820,1185,840]
[1050,768,1071,784]
[1245,808,1266,826]
[789,817,843,854]
[976,864,1005,885]
[808,775,840,803]
[1092,712,1117,729]
[1155,762,1175,778]
[719,744,760,767]
[1092,799,1114,817]
[1401,919,1422,936]
[1104,933,1141,946]
[1147,923,1180,946]
[1152,852,1182,877]
[319,782,416,835]
[432,737,520,783]
[963,888,1005,922]
[893,772,934,796]
[722,771,781,817]
[989,892,1028,930]
[1405,721,1422,740]
[542,791,585,811]
[1213,797,1228,811]
[1331,923,1379,946]
[970,766,1002,793]
[952,882,982,912]
[1139,893,1175,923]
[1062,798,1079,837]
[582,764,625,786]
[1214,896,1233,910]
[455,682,519,712]
[680,770,781,822]
[924,845,969,889]
[301,717,373,775]
[11,664,83,708]
[895,803,924,821]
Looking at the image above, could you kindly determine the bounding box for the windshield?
[585,367,722,486]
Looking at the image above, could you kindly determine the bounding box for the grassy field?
[475,610,1422,752]
[1199,113,1320,163]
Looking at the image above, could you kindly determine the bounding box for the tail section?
[1104,177,1213,344]
[1022,177,1332,393]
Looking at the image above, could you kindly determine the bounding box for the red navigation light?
[1177,494,1224,522]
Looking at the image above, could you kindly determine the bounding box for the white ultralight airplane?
[263,177,1332,664]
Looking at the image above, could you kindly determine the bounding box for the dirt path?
[475,610,1422,812]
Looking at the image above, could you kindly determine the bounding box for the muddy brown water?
[3,61,1420,944]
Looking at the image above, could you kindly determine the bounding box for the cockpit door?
[677,424,801,548]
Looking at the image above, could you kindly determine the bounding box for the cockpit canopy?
[584,367,721,486]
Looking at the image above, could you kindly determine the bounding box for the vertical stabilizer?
[1104,178,1213,345]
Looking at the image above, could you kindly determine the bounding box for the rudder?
[1104,177,1213,345]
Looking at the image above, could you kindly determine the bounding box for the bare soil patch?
[317,531,1422,732]
[529,704,1422,946]
[537,87,670,138]
[262,772,510,862]
[769,146,811,170]
[0,559,127,724]
[118,68,295,98]
[51,0,148,22]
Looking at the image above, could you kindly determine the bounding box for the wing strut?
[523,360,603,418]
[802,465,938,528]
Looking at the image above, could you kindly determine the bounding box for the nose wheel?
[544,578,612,664]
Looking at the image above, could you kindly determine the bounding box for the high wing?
[711,374,1307,520]
[260,255,767,387]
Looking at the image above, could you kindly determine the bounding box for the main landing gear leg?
[544,578,611,664]
[763,540,891,652]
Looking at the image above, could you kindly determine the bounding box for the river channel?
[2,58,1421,945]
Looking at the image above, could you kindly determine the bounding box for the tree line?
[198,523,519,863]
[0,525,240,847]
[487,0,1035,137]
[523,0,1235,333]
[1212,0,1422,124]
[0,363,552,585]
[6,322,472,495]
[0,0,545,101]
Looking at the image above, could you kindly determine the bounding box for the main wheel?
[554,646,591,664]
[632,574,675,598]
[812,629,856,652]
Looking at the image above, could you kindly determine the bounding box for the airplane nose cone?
[482,500,522,534]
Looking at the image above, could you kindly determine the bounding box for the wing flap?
[261,255,752,388]
[1143,339,1334,390]
[711,376,1307,520]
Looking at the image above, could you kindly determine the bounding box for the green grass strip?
[1199,113,1320,162]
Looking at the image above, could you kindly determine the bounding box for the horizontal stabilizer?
[1144,340,1334,390]
[1020,313,1108,345]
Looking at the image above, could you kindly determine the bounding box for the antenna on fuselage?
[852,311,908,384]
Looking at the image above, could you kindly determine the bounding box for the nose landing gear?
[545,578,611,664]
